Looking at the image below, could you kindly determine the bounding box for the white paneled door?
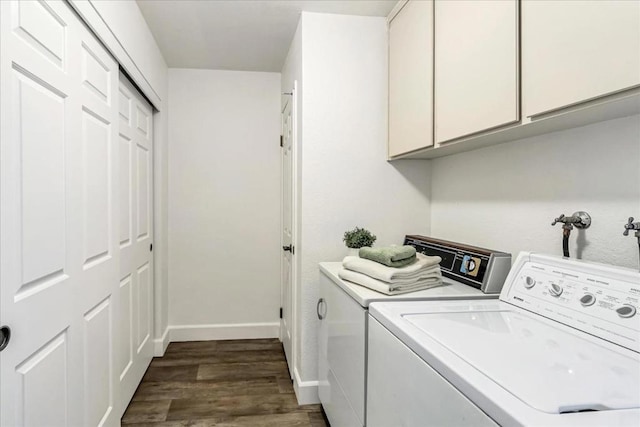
[0,1,152,425]
[280,94,294,378]
[116,74,154,413]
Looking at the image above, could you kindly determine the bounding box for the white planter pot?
[347,248,360,257]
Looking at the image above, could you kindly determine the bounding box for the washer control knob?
[580,293,596,307]
[549,283,563,297]
[616,304,636,318]
[524,276,536,289]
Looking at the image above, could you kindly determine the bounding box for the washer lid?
[403,308,640,414]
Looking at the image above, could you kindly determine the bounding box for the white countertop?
[319,262,498,308]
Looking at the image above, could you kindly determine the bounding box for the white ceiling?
[136,0,397,72]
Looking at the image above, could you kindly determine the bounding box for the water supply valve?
[551,211,591,258]
[623,217,640,271]
[551,211,592,230]
[623,217,640,237]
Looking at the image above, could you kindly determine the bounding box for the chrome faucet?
[551,211,591,258]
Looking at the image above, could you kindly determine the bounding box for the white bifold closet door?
[0,1,153,425]
[116,74,154,413]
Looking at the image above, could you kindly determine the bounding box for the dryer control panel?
[404,235,511,294]
[503,253,640,353]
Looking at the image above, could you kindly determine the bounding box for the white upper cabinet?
[388,0,434,157]
[523,0,640,117]
[435,0,519,143]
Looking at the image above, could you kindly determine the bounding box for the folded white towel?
[338,268,444,295]
[351,264,441,284]
[342,252,442,283]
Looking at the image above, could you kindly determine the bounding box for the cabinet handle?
[317,298,326,320]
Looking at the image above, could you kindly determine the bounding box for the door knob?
[0,326,11,352]
[282,245,294,254]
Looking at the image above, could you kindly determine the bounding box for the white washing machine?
[367,252,640,426]
[318,236,511,427]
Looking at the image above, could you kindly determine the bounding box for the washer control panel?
[502,253,640,353]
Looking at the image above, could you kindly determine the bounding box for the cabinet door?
[388,0,434,157]
[435,0,519,143]
[318,273,366,427]
[523,0,640,117]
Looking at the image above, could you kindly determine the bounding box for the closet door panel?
[1,1,120,426]
[117,73,154,417]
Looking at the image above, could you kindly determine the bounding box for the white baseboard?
[293,367,320,405]
[168,322,280,342]
[153,327,170,357]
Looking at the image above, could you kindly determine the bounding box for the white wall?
[430,114,640,269]
[295,12,432,390]
[168,69,282,339]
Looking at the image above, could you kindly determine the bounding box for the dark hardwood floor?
[122,339,329,426]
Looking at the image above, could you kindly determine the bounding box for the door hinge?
[150,243,153,252]
[279,307,283,319]
[280,135,283,147]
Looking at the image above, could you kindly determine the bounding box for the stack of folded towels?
[338,245,443,295]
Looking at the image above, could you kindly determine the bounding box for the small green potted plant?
[343,227,377,256]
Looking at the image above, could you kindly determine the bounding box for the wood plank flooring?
[122,339,328,426]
